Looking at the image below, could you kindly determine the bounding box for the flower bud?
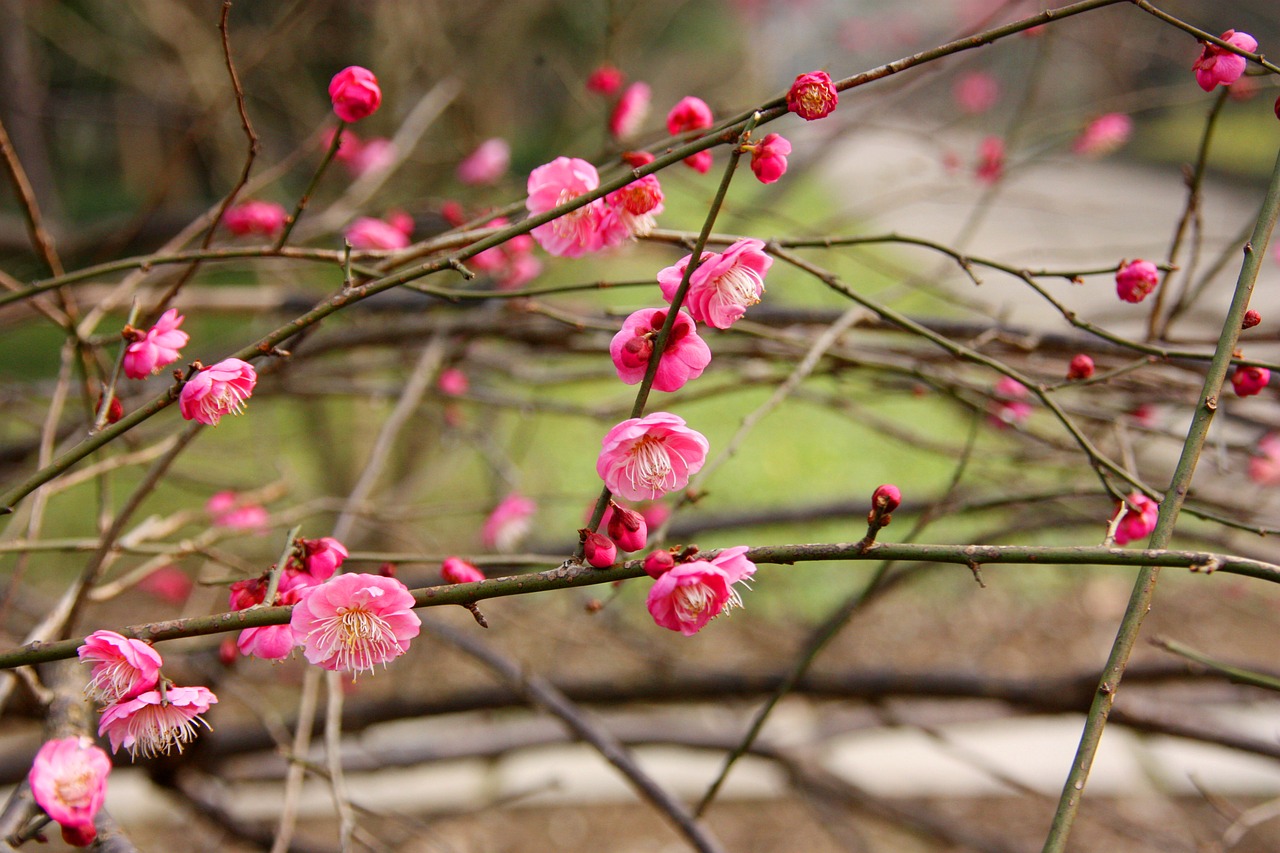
[1243,309,1262,329]
[1231,365,1270,397]
[1067,354,1095,381]
[441,557,485,584]
[378,562,398,578]
[584,532,617,568]
[96,391,123,425]
[606,503,648,552]
[786,70,839,121]
[871,484,902,515]
[643,549,675,579]
[218,636,239,667]
[329,66,382,123]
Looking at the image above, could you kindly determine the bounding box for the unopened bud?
[643,549,675,579]
[378,562,397,578]
[872,484,901,515]
[96,392,124,424]
[441,557,485,584]
[584,532,617,568]
[1243,309,1261,329]
[1067,354,1095,381]
[218,636,239,667]
[606,503,648,552]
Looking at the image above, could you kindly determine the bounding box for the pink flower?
[646,546,756,636]
[605,502,648,552]
[526,157,627,257]
[658,238,772,329]
[223,200,288,238]
[77,630,162,706]
[123,308,188,379]
[1231,365,1270,397]
[1248,433,1280,486]
[643,549,675,579]
[289,573,421,674]
[441,557,485,584]
[953,71,999,114]
[438,368,468,396]
[787,70,839,121]
[989,376,1033,427]
[974,135,1005,184]
[28,736,110,847]
[587,64,625,96]
[584,531,617,567]
[683,149,713,174]
[481,493,537,552]
[748,133,791,184]
[206,491,269,531]
[457,138,511,185]
[609,308,711,392]
[345,137,397,177]
[1115,259,1160,304]
[666,96,714,135]
[596,412,709,501]
[1067,354,1095,380]
[1073,113,1132,157]
[329,66,382,122]
[345,216,411,251]
[179,358,257,426]
[622,150,656,168]
[236,623,297,661]
[1113,493,1159,546]
[610,82,651,141]
[138,565,193,605]
[301,537,348,580]
[98,685,218,759]
[605,174,664,238]
[1193,30,1257,92]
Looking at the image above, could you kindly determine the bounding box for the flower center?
[674,582,715,622]
[715,265,763,308]
[313,605,399,675]
[626,436,672,491]
[54,763,96,809]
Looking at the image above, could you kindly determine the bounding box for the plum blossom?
[643,549,675,578]
[1067,354,1095,380]
[587,64,624,96]
[787,70,838,120]
[1192,30,1257,92]
[138,565,193,604]
[77,630,162,706]
[123,309,188,379]
[236,622,298,661]
[457,138,511,185]
[28,736,110,847]
[1113,493,1159,546]
[747,133,791,184]
[974,135,1005,183]
[953,71,999,114]
[658,238,772,329]
[605,174,664,238]
[442,557,485,584]
[584,531,617,567]
[1116,259,1159,303]
[329,66,382,122]
[345,215,411,251]
[596,412,709,501]
[610,82,651,141]
[223,200,287,238]
[609,308,711,392]
[1231,365,1270,397]
[683,149,713,174]
[526,157,626,257]
[206,491,269,531]
[438,368,468,396]
[345,137,396,177]
[98,685,218,759]
[605,502,648,552]
[1073,113,1132,157]
[481,493,537,552]
[666,96,713,135]
[646,546,756,635]
[179,358,257,426]
[989,376,1033,427]
[301,537,348,580]
[1249,434,1280,486]
[290,573,421,675]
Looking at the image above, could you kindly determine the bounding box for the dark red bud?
[871,484,902,515]
[1067,354,1096,381]
[1243,309,1261,329]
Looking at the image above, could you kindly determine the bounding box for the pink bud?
[96,392,123,424]
[1067,354,1096,380]
[872,484,901,515]
[643,549,675,579]
[787,70,839,121]
[1115,259,1160,304]
[584,532,617,568]
[683,149,713,174]
[218,636,239,667]
[605,502,648,552]
[666,96,713,135]
[749,133,791,184]
[441,557,486,584]
[438,367,469,396]
[974,136,1005,184]
[328,66,382,123]
[1231,365,1270,397]
[1243,309,1261,329]
[378,562,398,578]
[622,150,656,168]
[953,71,999,114]
[586,64,624,96]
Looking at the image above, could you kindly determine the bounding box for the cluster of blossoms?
[27,736,111,846]
[468,215,543,289]
[78,630,218,761]
[526,157,655,257]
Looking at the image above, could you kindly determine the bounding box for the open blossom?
[1193,30,1257,91]
[290,573,421,675]
[1232,365,1270,397]
[457,138,511,185]
[1116,259,1159,303]
[329,66,382,122]
[482,493,537,552]
[98,685,218,759]
[345,215,411,251]
[223,200,287,238]
[787,70,838,120]
[990,376,1033,427]
[610,82,651,141]
[1073,113,1132,157]
[597,412,709,501]
[606,174,664,238]
[179,358,257,426]
[646,546,756,636]
[78,630,162,706]
[1113,493,1159,546]
[658,238,771,329]
[748,133,791,184]
[28,736,110,847]
[974,135,1005,183]
[442,557,485,584]
[953,71,999,114]
[526,156,626,257]
[609,308,711,392]
[206,490,268,531]
[1248,433,1280,485]
[123,308,188,379]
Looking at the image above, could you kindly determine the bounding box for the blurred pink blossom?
[1231,365,1270,397]
[683,149,713,174]
[666,96,713,135]
[290,573,421,674]
[1115,259,1159,304]
[646,546,755,635]
[123,309,188,379]
[953,71,999,114]
[345,215,411,251]
[206,491,269,531]
[346,137,397,176]
[587,64,624,96]
[28,736,110,847]
[138,565,193,604]
[1072,113,1132,157]
[77,630,162,706]
[787,70,838,121]
[98,685,218,759]
[658,238,771,329]
[1248,434,1280,485]
[990,376,1033,427]
[438,368,468,396]
[610,82,651,141]
[1192,30,1256,92]
[482,493,537,552]
[1113,493,1159,546]
[442,557,486,584]
[609,307,711,392]
[223,200,287,238]
[329,66,382,122]
[596,412,709,501]
[179,358,257,425]
[974,135,1005,183]
[1067,354,1095,381]
[457,138,511,185]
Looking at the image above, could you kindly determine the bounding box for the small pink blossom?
[646,546,756,635]
[989,376,1033,427]
[605,174,664,238]
[666,96,714,135]
[609,308,711,392]
[658,238,772,329]
[345,216,411,251]
[28,736,110,847]
[1248,433,1280,486]
[329,66,382,123]
[584,531,617,567]
[1193,30,1257,92]
[622,150,656,168]
[457,138,511,185]
[1072,113,1132,157]
[526,157,626,258]
[482,493,537,552]
[123,309,188,379]
[223,201,287,238]
[748,133,791,184]
[587,64,625,96]
[596,412,709,501]
[98,685,218,759]
[179,358,257,426]
[78,630,162,706]
[138,565,193,604]
[1113,493,1159,546]
[438,368,468,396]
[787,70,839,121]
[301,537,348,580]
[236,623,297,661]
[206,491,269,531]
[683,149,713,174]
[1116,259,1160,303]
[974,135,1005,183]
[1231,364,1270,397]
[605,502,648,552]
[345,137,397,177]
[610,82,652,141]
[953,71,1000,114]
[442,557,486,584]
[1067,354,1096,381]
[290,573,421,675]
